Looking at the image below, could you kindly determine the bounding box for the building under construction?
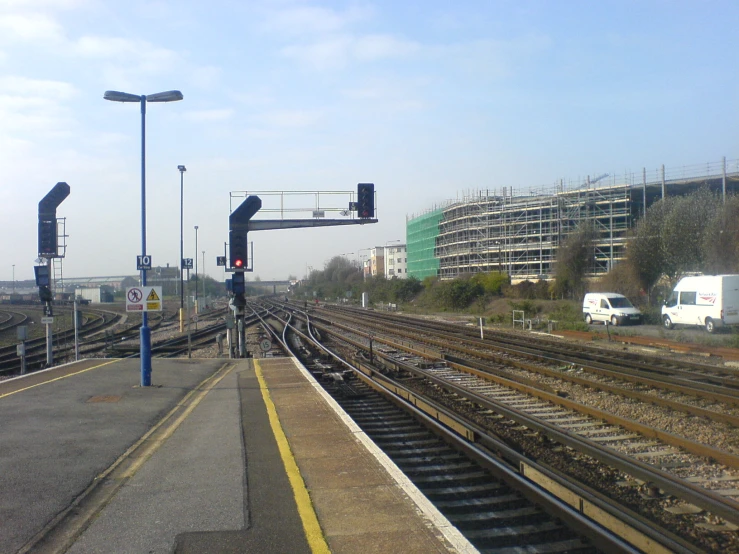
[407,158,739,282]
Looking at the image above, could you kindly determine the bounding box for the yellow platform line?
[254,360,330,554]
[0,359,122,399]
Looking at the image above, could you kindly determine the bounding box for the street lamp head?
[194,225,198,231]
[104,90,183,103]
[103,90,142,103]
[178,165,187,172]
[147,90,184,103]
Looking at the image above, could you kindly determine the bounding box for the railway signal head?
[229,195,261,270]
[37,182,70,258]
[34,265,50,287]
[38,285,52,302]
[38,219,58,257]
[232,272,246,294]
[357,183,375,219]
[229,230,248,269]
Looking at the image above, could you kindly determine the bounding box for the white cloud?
[256,109,323,128]
[184,108,234,122]
[430,34,552,80]
[0,75,76,98]
[353,34,419,61]
[339,76,428,113]
[74,35,178,70]
[0,76,78,136]
[228,87,275,107]
[281,36,351,70]
[281,33,419,71]
[187,65,222,89]
[0,12,64,41]
[261,5,372,37]
[0,0,89,9]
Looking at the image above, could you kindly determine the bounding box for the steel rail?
[325,304,739,385]
[286,307,739,526]
[318,307,739,408]
[259,303,693,554]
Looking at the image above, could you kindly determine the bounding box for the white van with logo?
[583,293,642,326]
[662,275,739,333]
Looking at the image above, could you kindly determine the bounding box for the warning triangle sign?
[146,288,160,301]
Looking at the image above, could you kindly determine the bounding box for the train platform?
[0,356,475,554]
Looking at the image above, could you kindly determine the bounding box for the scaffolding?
[407,208,444,280]
[408,157,739,282]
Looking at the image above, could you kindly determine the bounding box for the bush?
[640,306,663,325]
[556,320,590,331]
[471,271,508,295]
[508,299,541,315]
[503,279,550,300]
[429,278,484,310]
[488,313,509,325]
[547,301,583,323]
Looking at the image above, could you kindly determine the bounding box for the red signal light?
[234,258,244,268]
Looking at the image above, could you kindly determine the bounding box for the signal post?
[226,196,261,358]
[224,184,377,358]
[36,182,70,367]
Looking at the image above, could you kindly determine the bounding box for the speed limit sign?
[137,255,152,270]
[260,339,272,352]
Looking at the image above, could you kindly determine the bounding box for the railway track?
[261,300,739,552]
[0,309,164,374]
[322,304,739,393]
[0,309,29,333]
[252,307,639,553]
[310,304,739,428]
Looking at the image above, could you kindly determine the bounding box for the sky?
[1,0,737,283]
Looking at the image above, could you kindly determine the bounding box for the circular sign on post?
[259,339,272,352]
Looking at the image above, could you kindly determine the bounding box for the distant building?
[384,244,408,279]
[77,286,115,304]
[406,157,739,282]
[62,266,180,297]
[369,247,385,277]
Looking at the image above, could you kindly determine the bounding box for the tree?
[553,221,597,299]
[661,187,719,281]
[627,188,724,293]
[627,196,675,298]
[470,271,508,296]
[703,194,739,274]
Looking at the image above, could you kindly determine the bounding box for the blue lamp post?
[104,89,183,387]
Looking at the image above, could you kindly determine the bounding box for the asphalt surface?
[0,358,222,554]
[586,321,739,345]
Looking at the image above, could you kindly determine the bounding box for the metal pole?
[642,168,647,218]
[723,156,727,203]
[11,265,14,294]
[187,294,192,358]
[20,342,26,375]
[46,258,53,367]
[238,317,245,358]
[194,226,199,330]
[661,164,666,200]
[194,225,199,306]
[179,166,185,331]
[202,250,205,300]
[74,298,80,361]
[139,96,152,387]
[227,322,233,359]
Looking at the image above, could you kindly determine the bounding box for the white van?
[583,293,642,326]
[661,275,739,333]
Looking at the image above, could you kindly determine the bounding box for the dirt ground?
[409,297,739,349]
